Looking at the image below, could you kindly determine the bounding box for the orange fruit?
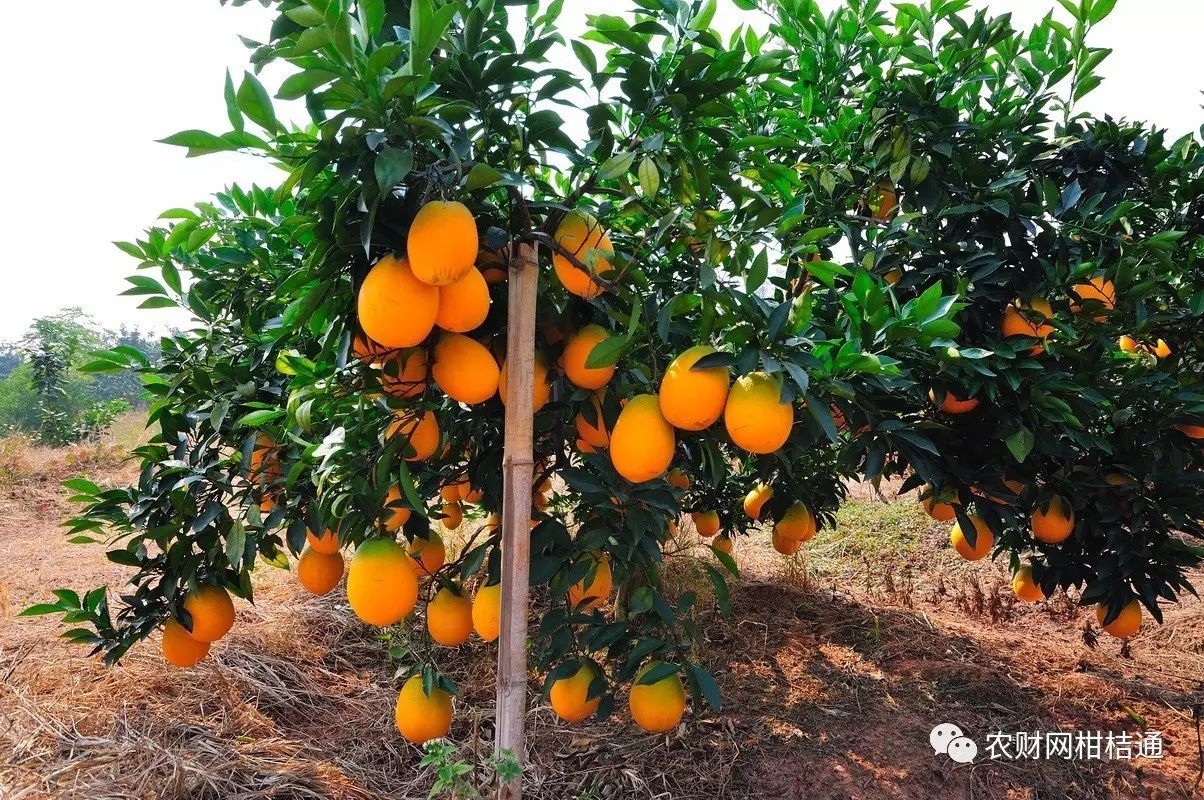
[352,330,391,364]
[550,662,602,723]
[921,487,958,522]
[577,438,597,453]
[575,392,610,450]
[1011,565,1044,603]
[249,434,281,484]
[1000,297,1054,354]
[950,517,994,561]
[867,181,897,221]
[498,353,551,413]
[553,211,614,298]
[692,510,720,538]
[776,503,816,542]
[724,372,794,454]
[297,547,344,595]
[561,324,616,390]
[477,246,509,283]
[435,265,491,333]
[182,585,235,643]
[388,410,440,461]
[1152,339,1172,359]
[432,333,499,405]
[347,539,419,626]
[1031,495,1075,544]
[1070,275,1116,318]
[712,534,734,556]
[439,484,461,503]
[772,529,802,555]
[610,394,676,483]
[743,483,773,520]
[407,200,478,287]
[383,485,412,531]
[306,528,340,555]
[427,586,473,646]
[357,255,439,348]
[568,554,612,611]
[666,468,690,491]
[440,501,463,530]
[629,662,687,733]
[407,532,447,576]
[1095,599,1142,639]
[928,388,980,415]
[1175,423,1204,439]
[658,345,730,431]
[1118,334,1139,353]
[380,348,428,399]
[162,618,210,668]
[395,674,453,744]
[472,582,502,642]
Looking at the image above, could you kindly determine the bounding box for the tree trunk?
[495,241,538,800]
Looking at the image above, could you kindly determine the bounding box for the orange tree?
[25,0,1202,770]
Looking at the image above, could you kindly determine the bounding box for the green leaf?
[637,156,660,197]
[463,163,503,191]
[585,298,642,368]
[237,71,280,133]
[374,146,413,193]
[19,603,66,617]
[224,70,243,132]
[277,70,337,100]
[1006,428,1035,463]
[238,409,285,427]
[158,130,234,152]
[226,521,247,569]
[597,151,635,181]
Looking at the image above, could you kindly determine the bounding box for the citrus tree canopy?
[28,0,1203,748]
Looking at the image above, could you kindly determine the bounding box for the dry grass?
[2,444,1203,799]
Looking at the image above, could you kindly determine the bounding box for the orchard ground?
[2,422,1201,800]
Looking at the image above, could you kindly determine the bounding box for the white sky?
[0,1,1200,341]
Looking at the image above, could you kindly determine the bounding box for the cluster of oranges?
[161,585,235,667]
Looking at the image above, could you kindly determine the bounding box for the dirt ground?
[1,434,1202,799]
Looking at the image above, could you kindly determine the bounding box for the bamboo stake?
[495,240,538,800]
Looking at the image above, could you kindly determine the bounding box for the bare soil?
[1,438,1202,799]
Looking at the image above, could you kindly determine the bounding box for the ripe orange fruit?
[568,554,612,611]
[249,434,281,484]
[1011,565,1044,603]
[380,348,428,399]
[407,200,478,286]
[297,547,344,595]
[772,529,802,555]
[306,528,340,555]
[712,534,734,556]
[867,181,898,221]
[1000,297,1054,354]
[610,394,676,483]
[921,488,958,522]
[1151,339,1172,359]
[561,324,616,390]
[724,372,794,454]
[432,333,499,405]
[1031,495,1075,544]
[182,585,235,643]
[666,468,690,491]
[388,410,440,461]
[472,582,501,642]
[352,331,390,364]
[629,662,687,733]
[427,586,473,646]
[950,517,994,561]
[575,392,610,450]
[440,501,463,530]
[577,438,597,453]
[1069,275,1117,318]
[1118,334,1139,352]
[550,662,602,723]
[395,674,453,743]
[553,211,614,298]
[383,485,412,531]
[692,510,721,538]
[477,246,510,283]
[1175,423,1204,439]
[928,388,980,414]
[658,345,730,431]
[776,503,816,542]
[1096,599,1142,638]
[498,353,550,413]
[162,618,210,668]
[435,265,490,333]
[407,532,447,576]
[357,255,439,348]
[743,483,773,520]
[347,539,418,626]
